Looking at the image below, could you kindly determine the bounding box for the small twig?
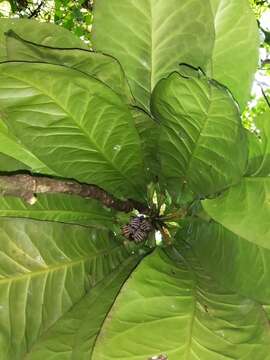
[28,1,44,18]
[159,208,187,222]
[82,0,93,11]
[0,174,150,214]
[261,59,270,68]
[260,86,270,109]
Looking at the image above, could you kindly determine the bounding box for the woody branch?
[0,174,150,214]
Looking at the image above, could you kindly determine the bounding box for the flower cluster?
[122,216,153,243]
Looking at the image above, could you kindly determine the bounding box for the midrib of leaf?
[179,251,198,360]
[3,70,143,197]
[150,1,154,92]
[0,209,112,221]
[185,285,197,359]
[244,176,267,181]
[263,305,270,322]
[170,247,198,359]
[260,304,270,333]
[209,0,218,19]
[151,1,198,93]
[0,245,124,284]
[207,0,219,77]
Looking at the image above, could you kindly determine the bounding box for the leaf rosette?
[0,2,267,359]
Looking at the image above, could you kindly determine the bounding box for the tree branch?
[0,174,150,214]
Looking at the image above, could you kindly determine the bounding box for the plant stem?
[0,174,150,214]
[159,208,187,222]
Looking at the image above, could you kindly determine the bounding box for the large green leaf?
[4,30,133,104]
[0,18,86,62]
[184,219,270,303]
[246,111,270,176]
[0,194,115,229]
[203,177,270,249]
[0,218,131,360]
[92,0,214,111]
[207,0,259,110]
[92,247,270,360]
[0,62,147,201]
[24,256,139,360]
[151,71,247,197]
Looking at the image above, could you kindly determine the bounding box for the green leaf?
[0,218,131,359]
[92,0,214,111]
[4,30,133,105]
[0,120,56,175]
[0,194,115,229]
[184,219,270,303]
[0,18,86,62]
[132,108,160,180]
[245,129,264,176]
[207,0,259,110]
[246,111,270,176]
[151,71,247,197]
[24,257,139,360]
[203,177,270,249]
[92,247,270,360]
[264,305,270,319]
[0,62,147,202]
[0,153,29,172]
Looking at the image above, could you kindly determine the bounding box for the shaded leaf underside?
[184,219,270,304]
[203,177,270,250]
[92,247,270,360]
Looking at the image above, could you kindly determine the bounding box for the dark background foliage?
[0,0,93,42]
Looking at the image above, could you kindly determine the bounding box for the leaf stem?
[159,208,187,222]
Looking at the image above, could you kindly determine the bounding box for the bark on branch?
[0,174,150,214]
